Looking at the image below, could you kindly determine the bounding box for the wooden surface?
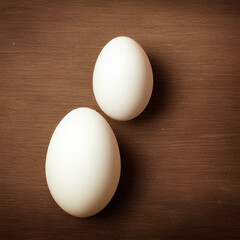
[0,0,240,239]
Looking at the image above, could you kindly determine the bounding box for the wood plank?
[0,0,239,239]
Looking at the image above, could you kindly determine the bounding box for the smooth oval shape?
[45,108,121,217]
[93,36,153,121]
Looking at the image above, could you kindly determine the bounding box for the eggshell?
[45,108,121,217]
[93,36,153,121]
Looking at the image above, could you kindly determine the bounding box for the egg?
[45,108,121,217]
[93,36,153,121]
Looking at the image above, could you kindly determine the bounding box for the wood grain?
[0,0,240,239]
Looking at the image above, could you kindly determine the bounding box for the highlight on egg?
[45,107,121,217]
[93,36,153,121]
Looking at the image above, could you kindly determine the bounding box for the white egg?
[45,108,121,217]
[93,36,153,121]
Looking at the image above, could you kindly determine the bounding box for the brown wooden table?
[0,1,239,239]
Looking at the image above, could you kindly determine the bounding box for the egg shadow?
[92,53,173,219]
[93,135,139,219]
[94,54,173,219]
[132,52,173,123]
